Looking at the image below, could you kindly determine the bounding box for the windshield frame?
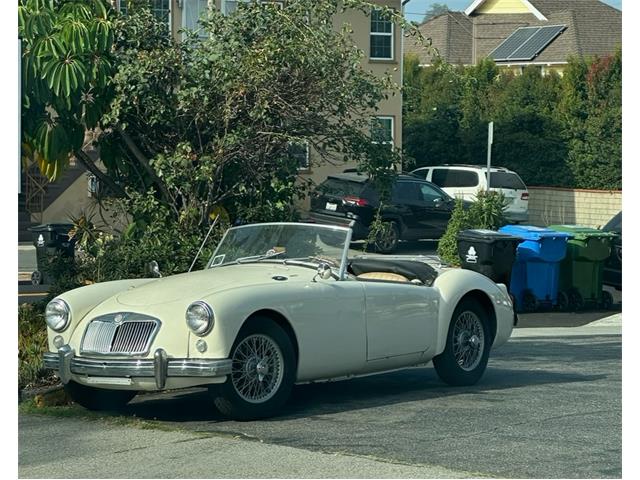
[207,222,353,280]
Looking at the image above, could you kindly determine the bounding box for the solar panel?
[489,27,539,61]
[508,25,566,61]
[489,25,566,62]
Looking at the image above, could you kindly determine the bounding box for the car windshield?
[208,223,350,270]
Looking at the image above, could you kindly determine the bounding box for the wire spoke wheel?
[230,334,285,404]
[452,310,485,372]
[433,298,491,386]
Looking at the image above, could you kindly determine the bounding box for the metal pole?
[486,121,494,190]
[188,214,220,272]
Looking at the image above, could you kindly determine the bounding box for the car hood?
[115,263,312,307]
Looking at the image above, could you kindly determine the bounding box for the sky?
[403,0,622,22]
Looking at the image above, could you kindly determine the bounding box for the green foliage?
[18,304,50,389]
[20,0,117,180]
[437,191,507,266]
[97,0,405,232]
[404,53,621,190]
[437,199,469,266]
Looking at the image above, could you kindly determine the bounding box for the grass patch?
[18,398,198,434]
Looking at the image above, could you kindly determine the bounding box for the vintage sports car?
[43,222,515,420]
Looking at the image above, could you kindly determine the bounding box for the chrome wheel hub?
[231,334,284,404]
[452,311,485,372]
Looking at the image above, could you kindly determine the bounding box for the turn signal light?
[521,192,529,200]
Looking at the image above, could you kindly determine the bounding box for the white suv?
[411,165,529,223]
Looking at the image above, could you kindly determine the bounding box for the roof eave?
[464,0,548,21]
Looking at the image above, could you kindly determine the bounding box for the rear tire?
[64,381,137,411]
[374,221,400,254]
[433,298,491,386]
[211,318,296,421]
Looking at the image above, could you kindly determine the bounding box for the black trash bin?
[29,223,76,285]
[457,229,521,285]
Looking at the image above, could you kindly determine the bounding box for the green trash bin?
[28,223,76,286]
[548,225,617,310]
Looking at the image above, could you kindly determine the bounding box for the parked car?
[43,222,515,420]
[411,165,529,223]
[602,211,622,290]
[308,173,458,253]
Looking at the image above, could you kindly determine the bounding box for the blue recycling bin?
[498,225,572,312]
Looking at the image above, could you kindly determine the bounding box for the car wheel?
[64,381,137,411]
[212,318,296,421]
[433,298,491,386]
[374,221,400,254]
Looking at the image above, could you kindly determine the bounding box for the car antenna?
[189,214,220,272]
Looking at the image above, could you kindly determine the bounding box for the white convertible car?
[44,222,515,420]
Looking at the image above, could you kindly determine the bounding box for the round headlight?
[45,299,71,332]
[186,301,214,336]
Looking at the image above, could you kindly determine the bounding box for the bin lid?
[457,229,521,243]
[28,223,74,233]
[499,225,572,241]
[548,225,617,240]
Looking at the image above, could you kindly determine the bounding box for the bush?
[18,304,51,389]
[437,191,507,266]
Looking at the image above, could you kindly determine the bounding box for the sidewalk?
[513,313,621,338]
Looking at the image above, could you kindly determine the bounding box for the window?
[392,181,419,203]
[417,183,443,203]
[222,0,249,15]
[485,172,526,190]
[288,141,310,170]
[222,0,283,15]
[431,169,478,188]
[119,0,171,29]
[371,116,394,147]
[370,9,393,60]
[182,0,209,36]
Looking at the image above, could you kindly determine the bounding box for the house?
[22,0,404,228]
[405,0,621,75]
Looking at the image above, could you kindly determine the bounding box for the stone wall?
[528,187,622,228]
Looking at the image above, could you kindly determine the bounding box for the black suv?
[308,173,456,253]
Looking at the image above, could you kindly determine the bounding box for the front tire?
[64,381,137,411]
[212,318,296,421]
[433,298,491,386]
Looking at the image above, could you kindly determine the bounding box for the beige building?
[26,0,404,227]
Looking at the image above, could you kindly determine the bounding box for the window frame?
[371,116,395,148]
[288,141,310,171]
[369,9,394,61]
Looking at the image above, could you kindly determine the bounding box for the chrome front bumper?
[43,345,232,390]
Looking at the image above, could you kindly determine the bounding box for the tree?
[95,0,406,232]
[19,0,123,194]
[559,50,622,189]
[421,3,449,23]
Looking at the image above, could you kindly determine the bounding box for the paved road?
[19,320,621,478]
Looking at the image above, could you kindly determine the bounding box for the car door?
[412,181,453,238]
[362,281,439,360]
[388,181,421,233]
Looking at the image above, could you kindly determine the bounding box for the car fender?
[51,278,158,350]
[432,268,514,356]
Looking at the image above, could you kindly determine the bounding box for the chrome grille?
[80,313,160,355]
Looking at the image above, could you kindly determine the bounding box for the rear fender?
[432,269,514,355]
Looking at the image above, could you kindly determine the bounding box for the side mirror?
[314,263,333,281]
[433,198,443,206]
[147,260,162,278]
